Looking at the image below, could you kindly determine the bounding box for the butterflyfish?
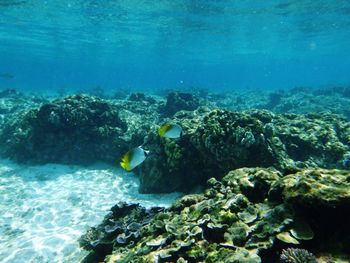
[158,123,183,139]
[120,146,149,171]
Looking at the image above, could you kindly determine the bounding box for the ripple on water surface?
[0,159,180,262]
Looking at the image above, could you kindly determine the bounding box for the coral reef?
[275,169,350,208]
[137,108,350,193]
[210,86,350,120]
[82,168,290,262]
[81,167,350,262]
[2,87,350,262]
[79,202,163,263]
[0,88,47,118]
[0,91,166,164]
[280,248,317,263]
[0,94,127,163]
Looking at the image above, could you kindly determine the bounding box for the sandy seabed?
[0,159,180,262]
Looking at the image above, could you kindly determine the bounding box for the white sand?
[0,159,181,262]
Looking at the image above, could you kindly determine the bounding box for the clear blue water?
[1,0,350,93]
[1,2,350,262]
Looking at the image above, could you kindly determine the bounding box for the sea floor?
[0,159,181,262]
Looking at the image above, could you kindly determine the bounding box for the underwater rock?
[275,168,350,208]
[313,86,350,98]
[0,94,128,164]
[128,92,156,103]
[137,108,350,193]
[162,91,200,116]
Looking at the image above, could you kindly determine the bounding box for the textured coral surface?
[81,168,350,262]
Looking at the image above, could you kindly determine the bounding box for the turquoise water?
[1,1,350,262]
[1,1,350,92]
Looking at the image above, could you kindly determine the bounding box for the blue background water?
[0,0,350,93]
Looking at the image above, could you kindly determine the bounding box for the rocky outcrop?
[137,109,350,193]
[0,94,127,164]
[161,92,200,116]
[272,168,350,208]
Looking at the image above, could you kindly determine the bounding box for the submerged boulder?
[0,94,127,164]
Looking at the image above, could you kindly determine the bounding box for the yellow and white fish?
[158,123,183,139]
[120,146,149,171]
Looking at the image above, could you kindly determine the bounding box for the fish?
[120,146,149,171]
[0,73,14,79]
[158,123,183,139]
